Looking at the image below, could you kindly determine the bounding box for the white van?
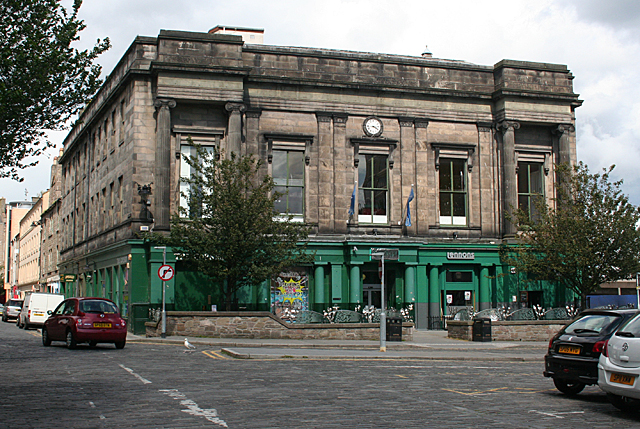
[17,292,65,329]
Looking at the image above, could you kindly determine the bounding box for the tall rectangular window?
[439,158,467,226]
[180,143,215,216]
[518,162,543,218]
[273,150,304,220]
[358,154,388,224]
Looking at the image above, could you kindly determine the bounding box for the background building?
[56,29,581,332]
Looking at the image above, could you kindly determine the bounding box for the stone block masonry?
[145,311,414,341]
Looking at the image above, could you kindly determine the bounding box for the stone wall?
[447,320,567,341]
[145,311,414,341]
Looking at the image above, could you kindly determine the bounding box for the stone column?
[497,121,520,236]
[333,114,348,233]
[316,113,333,233]
[153,98,176,231]
[478,123,498,237]
[225,102,246,158]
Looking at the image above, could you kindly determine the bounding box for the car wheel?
[42,328,51,347]
[88,341,97,348]
[115,340,126,349]
[66,330,77,349]
[552,378,585,396]
[607,393,640,412]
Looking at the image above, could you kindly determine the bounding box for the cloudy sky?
[3,0,640,206]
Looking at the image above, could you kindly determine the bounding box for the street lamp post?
[154,246,167,338]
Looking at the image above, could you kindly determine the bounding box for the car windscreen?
[8,300,23,307]
[79,300,118,314]
[563,314,622,336]
[616,314,640,338]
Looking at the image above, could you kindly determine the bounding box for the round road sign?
[158,265,174,281]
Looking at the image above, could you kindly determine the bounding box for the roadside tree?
[0,0,110,180]
[502,162,640,308]
[155,144,313,311]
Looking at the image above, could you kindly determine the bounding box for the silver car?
[2,299,24,322]
[598,312,640,411]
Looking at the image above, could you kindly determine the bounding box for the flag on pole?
[405,186,415,227]
[348,181,357,216]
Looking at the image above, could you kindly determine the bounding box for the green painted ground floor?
[58,239,577,334]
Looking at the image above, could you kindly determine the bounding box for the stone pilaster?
[225,102,246,158]
[153,98,176,231]
[497,121,520,236]
[316,113,333,233]
[399,117,416,235]
[333,114,348,233]
[415,119,429,235]
[554,124,575,166]
[477,123,498,237]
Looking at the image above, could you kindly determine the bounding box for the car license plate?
[558,345,581,355]
[93,322,112,328]
[611,373,635,386]
[34,312,44,316]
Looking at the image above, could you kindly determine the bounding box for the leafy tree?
[502,162,640,309]
[0,0,110,180]
[157,144,313,311]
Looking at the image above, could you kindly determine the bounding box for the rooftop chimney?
[421,45,433,58]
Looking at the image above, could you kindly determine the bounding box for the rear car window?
[79,300,118,314]
[8,300,23,307]
[616,314,640,337]
[564,314,622,336]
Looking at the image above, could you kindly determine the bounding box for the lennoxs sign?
[446,251,475,260]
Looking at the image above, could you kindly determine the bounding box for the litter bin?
[472,318,491,342]
[386,317,402,342]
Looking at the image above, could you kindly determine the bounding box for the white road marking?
[529,410,585,419]
[160,389,228,427]
[119,364,152,384]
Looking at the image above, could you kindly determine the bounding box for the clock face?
[364,117,383,137]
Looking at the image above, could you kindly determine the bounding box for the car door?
[48,300,74,340]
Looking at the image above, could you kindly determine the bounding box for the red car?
[42,297,127,349]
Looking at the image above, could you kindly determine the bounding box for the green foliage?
[502,162,640,307]
[0,0,110,180]
[158,143,313,310]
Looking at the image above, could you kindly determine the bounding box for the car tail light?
[28,310,31,318]
[593,340,607,354]
[548,338,554,350]
[602,339,609,357]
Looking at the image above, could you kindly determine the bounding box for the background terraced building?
[57,27,581,333]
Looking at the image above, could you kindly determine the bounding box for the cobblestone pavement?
[2,322,640,428]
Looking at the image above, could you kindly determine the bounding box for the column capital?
[154,98,176,110]
[315,112,332,123]
[398,117,415,127]
[245,108,262,119]
[225,102,246,113]
[553,124,575,136]
[496,121,520,133]
[332,113,348,125]
[414,119,429,129]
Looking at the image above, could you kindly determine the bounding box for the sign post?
[371,248,399,353]
[154,246,170,338]
[636,272,639,310]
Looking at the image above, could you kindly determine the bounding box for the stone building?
[4,200,35,300]
[17,193,48,295]
[56,29,581,332]
[40,159,63,293]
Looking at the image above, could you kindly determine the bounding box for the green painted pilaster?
[349,263,362,307]
[429,266,440,318]
[314,264,325,312]
[404,264,416,305]
[479,266,490,310]
[331,264,342,304]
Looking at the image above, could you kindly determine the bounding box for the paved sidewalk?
[127,329,549,362]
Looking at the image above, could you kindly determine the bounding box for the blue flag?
[405,187,415,227]
[348,182,356,216]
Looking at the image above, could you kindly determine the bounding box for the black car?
[544,309,640,395]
